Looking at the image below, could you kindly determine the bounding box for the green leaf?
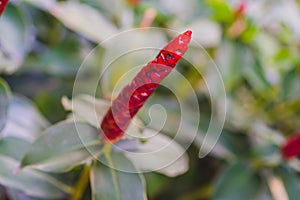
[274,165,300,200]
[241,48,271,92]
[21,0,55,11]
[125,129,189,177]
[206,0,233,23]
[0,155,71,198]
[0,137,30,161]
[0,4,34,74]
[0,78,11,132]
[0,137,71,198]
[281,69,300,101]
[90,152,147,200]
[213,162,261,200]
[215,41,242,91]
[21,121,103,173]
[62,95,110,128]
[100,29,167,94]
[216,40,270,92]
[166,0,202,20]
[51,1,118,43]
[178,113,234,160]
[1,95,49,142]
[6,188,43,200]
[38,36,86,76]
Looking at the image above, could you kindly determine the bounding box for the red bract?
[0,0,9,16]
[234,1,247,16]
[100,30,192,142]
[281,132,300,159]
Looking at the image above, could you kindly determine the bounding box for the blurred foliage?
[1,0,300,199]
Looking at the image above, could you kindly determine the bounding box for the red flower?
[0,0,9,16]
[100,30,192,142]
[281,132,300,159]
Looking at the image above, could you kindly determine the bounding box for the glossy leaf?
[125,129,189,177]
[213,162,261,200]
[51,1,118,43]
[0,78,10,132]
[21,121,103,173]
[1,95,49,142]
[90,152,146,200]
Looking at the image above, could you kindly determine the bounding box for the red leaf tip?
[184,30,192,37]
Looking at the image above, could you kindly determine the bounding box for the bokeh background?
[1,0,300,199]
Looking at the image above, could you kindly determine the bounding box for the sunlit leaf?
[206,0,233,23]
[21,121,103,173]
[51,1,118,43]
[90,152,146,200]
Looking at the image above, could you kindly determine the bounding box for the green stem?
[103,143,121,200]
[70,164,91,200]
[103,142,112,155]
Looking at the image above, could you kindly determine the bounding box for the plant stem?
[102,143,121,200]
[103,142,112,155]
[70,164,91,200]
